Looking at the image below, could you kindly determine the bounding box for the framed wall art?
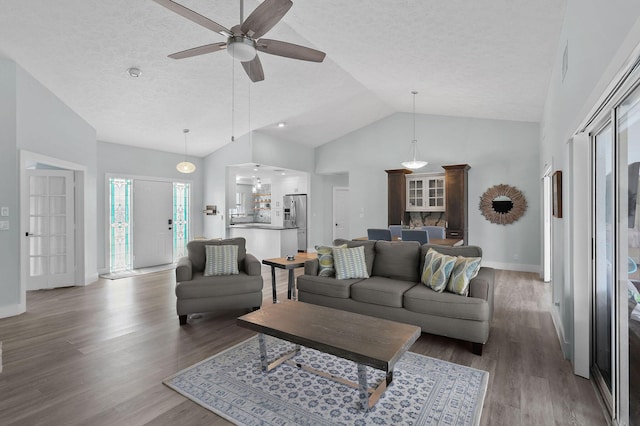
[553,170,563,218]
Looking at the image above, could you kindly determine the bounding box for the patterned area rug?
[164,335,488,425]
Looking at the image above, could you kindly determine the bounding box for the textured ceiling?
[0,0,566,157]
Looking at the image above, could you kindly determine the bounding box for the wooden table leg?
[270,266,277,303]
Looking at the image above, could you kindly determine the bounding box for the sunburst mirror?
[479,184,527,225]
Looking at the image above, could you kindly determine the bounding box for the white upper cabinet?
[406,173,445,211]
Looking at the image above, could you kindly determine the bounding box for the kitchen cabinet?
[386,169,412,225]
[406,173,445,212]
[443,164,470,243]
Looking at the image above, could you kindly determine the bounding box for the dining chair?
[401,229,430,245]
[388,225,403,239]
[367,228,392,241]
[422,225,446,240]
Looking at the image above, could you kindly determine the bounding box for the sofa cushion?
[188,238,247,272]
[333,239,376,276]
[421,248,457,292]
[204,245,239,276]
[315,244,347,277]
[403,284,490,321]
[350,276,417,308]
[297,274,362,299]
[333,246,370,279]
[447,255,482,296]
[372,241,421,282]
[420,244,482,274]
[175,271,262,299]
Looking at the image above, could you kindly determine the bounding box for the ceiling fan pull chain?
[248,60,252,146]
[231,58,235,142]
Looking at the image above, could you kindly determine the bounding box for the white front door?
[26,170,75,290]
[333,187,349,240]
[133,180,173,268]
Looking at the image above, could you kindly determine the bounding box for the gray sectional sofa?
[297,239,495,355]
[175,238,263,325]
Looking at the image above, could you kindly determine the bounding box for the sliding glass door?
[619,85,640,425]
[592,78,640,425]
[593,122,614,413]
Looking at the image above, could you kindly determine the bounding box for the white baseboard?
[0,302,26,319]
[84,272,100,286]
[481,261,541,273]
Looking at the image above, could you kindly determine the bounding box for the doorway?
[132,180,173,269]
[333,187,349,240]
[25,170,75,290]
[108,176,191,272]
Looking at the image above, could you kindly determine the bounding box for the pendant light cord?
[183,129,188,161]
[412,90,418,159]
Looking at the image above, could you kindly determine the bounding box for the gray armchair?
[175,237,263,325]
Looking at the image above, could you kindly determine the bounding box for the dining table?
[353,236,463,246]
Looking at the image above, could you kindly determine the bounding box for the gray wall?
[96,141,204,272]
[314,112,541,271]
[0,59,98,318]
[541,3,640,368]
[0,59,20,317]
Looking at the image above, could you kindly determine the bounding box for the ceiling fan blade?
[152,0,232,37]
[241,0,292,39]
[241,55,265,82]
[168,42,227,59]
[257,39,326,62]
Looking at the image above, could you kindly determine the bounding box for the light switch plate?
[0,221,9,231]
[0,207,8,217]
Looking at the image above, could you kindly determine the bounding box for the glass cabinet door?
[407,178,424,209]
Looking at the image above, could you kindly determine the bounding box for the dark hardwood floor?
[0,268,607,425]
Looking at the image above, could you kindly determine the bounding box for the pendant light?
[176,129,196,174]
[401,91,428,170]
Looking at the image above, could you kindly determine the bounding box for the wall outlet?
[0,207,8,217]
[513,253,519,261]
[0,221,8,231]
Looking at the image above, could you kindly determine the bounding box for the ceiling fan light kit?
[152,0,326,82]
[227,36,257,62]
[401,91,428,170]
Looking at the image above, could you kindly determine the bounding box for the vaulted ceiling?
[0,0,566,157]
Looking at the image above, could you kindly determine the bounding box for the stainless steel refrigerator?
[283,194,307,252]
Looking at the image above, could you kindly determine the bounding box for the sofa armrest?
[304,258,319,276]
[176,257,193,282]
[244,253,262,276]
[469,267,495,319]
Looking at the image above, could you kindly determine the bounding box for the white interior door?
[333,187,349,240]
[26,170,75,290]
[133,180,173,268]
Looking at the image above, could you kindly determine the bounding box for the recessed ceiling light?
[127,67,142,78]
[277,122,286,128]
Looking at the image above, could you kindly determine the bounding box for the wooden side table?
[262,253,317,303]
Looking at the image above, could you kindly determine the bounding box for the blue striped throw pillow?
[333,246,369,280]
[204,245,239,276]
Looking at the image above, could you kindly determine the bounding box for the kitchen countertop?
[229,224,297,230]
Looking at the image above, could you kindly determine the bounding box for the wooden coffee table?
[237,301,421,411]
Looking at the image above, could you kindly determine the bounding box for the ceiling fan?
[152,0,326,82]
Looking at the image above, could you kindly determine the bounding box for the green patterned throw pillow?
[333,246,369,280]
[314,244,347,277]
[204,245,239,276]
[446,256,482,296]
[421,248,457,292]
